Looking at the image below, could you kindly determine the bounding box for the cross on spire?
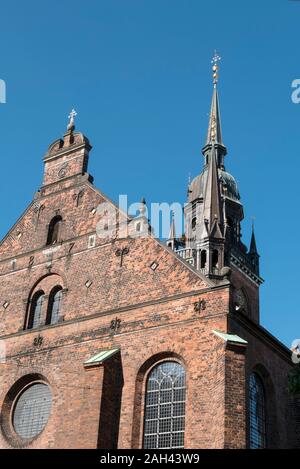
[203,51,225,149]
[211,50,221,86]
[67,108,77,131]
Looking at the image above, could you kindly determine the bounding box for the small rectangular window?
[88,234,96,249]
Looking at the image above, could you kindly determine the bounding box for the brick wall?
[0,129,296,449]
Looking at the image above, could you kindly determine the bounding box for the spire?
[250,222,258,255]
[206,85,223,146]
[132,197,150,237]
[249,220,260,275]
[167,211,179,250]
[203,52,227,169]
[206,51,223,146]
[139,197,147,216]
[202,144,223,237]
[169,212,176,240]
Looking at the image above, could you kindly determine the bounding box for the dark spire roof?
[206,85,223,146]
[202,144,223,238]
[250,224,259,255]
[202,53,227,168]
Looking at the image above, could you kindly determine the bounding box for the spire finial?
[203,51,225,150]
[67,108,77,131]
[211,50,221,87]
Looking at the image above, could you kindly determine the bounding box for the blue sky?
[0,0,299,347]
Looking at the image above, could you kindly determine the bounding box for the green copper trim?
[212,330,248,345]
[84,348,119,366]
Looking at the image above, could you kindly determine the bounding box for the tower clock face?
[233,288,248,314]
[58,163,69,179]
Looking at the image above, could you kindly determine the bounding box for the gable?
[0,183,106,261]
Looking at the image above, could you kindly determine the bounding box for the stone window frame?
[248,371,266,449]
[24,275,67,331]
[45,286,64,326]
[27,290,45,330]
[131,352,187,449]
[246,364,278,449]
[142,360,186,449]
[1,374,52,448]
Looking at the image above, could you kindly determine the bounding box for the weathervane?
[67,108,77,131]
[211,50,221,86]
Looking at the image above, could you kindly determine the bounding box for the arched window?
[200,250,207,269]
[143,361,186,449]
[46,216,62,245]
[249,372,266,449]
[46,286,63,325]
[28,291,45,329]
[212,249,219,269]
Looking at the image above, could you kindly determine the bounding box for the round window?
[13,383,52,439]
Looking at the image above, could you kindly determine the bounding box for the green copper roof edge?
[84,348,120,365]
[212,329,248,345]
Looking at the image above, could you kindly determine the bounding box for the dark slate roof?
[188,168,241,203]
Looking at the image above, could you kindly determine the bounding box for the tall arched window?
[143,361,186,449]
[28,291,45,329]
[249,372,266,449]
[200,250,207,269]
[46,216,62,245]
[212,249,219,269]
[46,286,63,325]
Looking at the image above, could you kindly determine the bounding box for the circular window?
[12,383,52,439]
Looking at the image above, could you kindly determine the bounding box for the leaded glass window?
[249,372,266,449]
[46,287,63,325]
[13,383,52,439]
[143,361,186,449]
[28,291,45,329]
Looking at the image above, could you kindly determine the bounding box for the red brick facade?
[0,125,296,449]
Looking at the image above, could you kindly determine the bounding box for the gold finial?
[211,50,221,86]
[210,115,216,142]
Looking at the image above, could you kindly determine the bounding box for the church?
[0,56,297,449]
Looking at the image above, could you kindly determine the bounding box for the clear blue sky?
[0,0,298,347]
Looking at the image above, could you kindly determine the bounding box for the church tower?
[173,53,263,319]
[0,58,296,451]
